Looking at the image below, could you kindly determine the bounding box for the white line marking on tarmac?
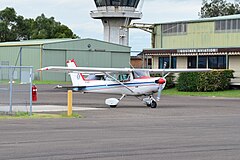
[0,105,106,112]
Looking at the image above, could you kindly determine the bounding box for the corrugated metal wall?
[0,39,130,81]
[155,22,240,49]
[40,39,130,81]
[0,46,41,80]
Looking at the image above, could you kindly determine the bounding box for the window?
[215,19,240,32]
[232,19,237,30]
[159,57,169,69]
[162,23,187,35]
[208,56,226,69]
[94,0,106,6]
[226,20,231,30]
[186,56,226,69]
[198,56,207,68]
[159,57,176,69]
[171,57,177,69]
[94,0,140,7]
[187,56,197,68]
[133,70,150,79]
[112,0,120,6]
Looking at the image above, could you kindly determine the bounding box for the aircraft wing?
[38,66,133,73]
[148,68,212,73]
[38,66,211,74]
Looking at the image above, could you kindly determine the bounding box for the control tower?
[91,0,142,46]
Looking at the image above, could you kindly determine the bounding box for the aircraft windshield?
[133,70,150,79]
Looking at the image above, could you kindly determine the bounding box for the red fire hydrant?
[32,85,38,102]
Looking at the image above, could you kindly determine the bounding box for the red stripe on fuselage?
[135,76,151,79]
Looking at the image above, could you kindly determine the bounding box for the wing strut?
[104,72,135,93]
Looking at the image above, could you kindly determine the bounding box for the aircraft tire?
[150,101,157,108]
[110,105,117,108]
[146,103,151,107]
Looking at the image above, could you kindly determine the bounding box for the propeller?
[156,62,167,101]
[156,77,166,101]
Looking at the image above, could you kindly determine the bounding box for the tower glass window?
[94,0,106,6]
[94,0,140,7]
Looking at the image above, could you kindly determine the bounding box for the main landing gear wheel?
[105,95,125,108]
[150,100,157,108]
[146,103,151,107]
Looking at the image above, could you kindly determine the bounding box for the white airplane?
[38,59,211,108]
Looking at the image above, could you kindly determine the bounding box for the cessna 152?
[38,59,211,108]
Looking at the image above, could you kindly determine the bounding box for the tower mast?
[91,0,142,46]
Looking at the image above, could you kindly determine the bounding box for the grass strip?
[0,112,81,120]
[33,80,71,85]
[163,88,240,98]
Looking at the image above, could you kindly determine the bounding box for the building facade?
[142,14,240,85]
[0,38,130,81]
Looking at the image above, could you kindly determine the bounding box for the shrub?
[177,70,234,92]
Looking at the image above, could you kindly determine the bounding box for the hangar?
[142,14,240,85]
[0,38,130,81]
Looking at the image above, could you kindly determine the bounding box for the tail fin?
[67,59,85,86]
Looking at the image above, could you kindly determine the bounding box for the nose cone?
[158,78,166,84]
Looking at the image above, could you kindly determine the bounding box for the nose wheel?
[143,96,157,108]
[150,100,157,108]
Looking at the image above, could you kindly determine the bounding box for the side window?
[159,57,169,69]
[208,56,226,69]
[198,56,207,68]
[188,56,197,68]
[118,74,130,82]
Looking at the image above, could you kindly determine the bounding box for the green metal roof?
[0,38,131,48]
[0,38,75,46]
[155,14,240,25]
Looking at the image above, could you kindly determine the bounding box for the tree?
[200,0,240,18]
[0,7,79,42]
[0,7,17,42]
[31,14,78,39]
[13,16,33,40]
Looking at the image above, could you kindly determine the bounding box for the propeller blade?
[157,84,163,101]
[156,77,167,101]
[162,62,167,77]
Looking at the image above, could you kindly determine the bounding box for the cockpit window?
[133,70,150,79]
[86,74,105,80]
[105,73,130,82]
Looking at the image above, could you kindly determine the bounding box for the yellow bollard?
[67,90,73,116]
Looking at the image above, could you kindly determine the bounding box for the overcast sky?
[1,0,210,55]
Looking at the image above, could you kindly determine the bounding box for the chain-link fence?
[0,66,33,115]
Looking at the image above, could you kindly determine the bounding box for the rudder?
[67,59,85,86]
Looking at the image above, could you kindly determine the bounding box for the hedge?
[176,70,234,92]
